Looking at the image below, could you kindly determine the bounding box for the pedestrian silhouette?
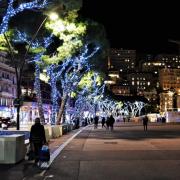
[94,116,99,129]
[109,115,115,131]
[30,117,46,164]
[106,116,110,130]
[143,115,148,131]
[101,117,106,128]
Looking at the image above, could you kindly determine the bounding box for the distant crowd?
[93,115,115,131]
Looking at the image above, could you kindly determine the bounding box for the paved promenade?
[1,122,180,180]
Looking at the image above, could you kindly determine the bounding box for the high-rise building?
[142,54,180,73]
[109,49,136,73]
[127,72,155,93]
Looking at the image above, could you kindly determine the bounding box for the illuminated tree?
[44,44,100,124]
[127,101,146,117]
[78,71,104,115]
[0,0,48,129]
[0,0,88,127]
[135,101,146,116]
[42,6,108,124]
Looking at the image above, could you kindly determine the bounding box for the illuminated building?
[142,54,180,74]
[105,69,119,89]
[109,48,136,72]
[159,68,180,113]
[111,85,131,96]
[0,61,16,118]
[127,72,155,93]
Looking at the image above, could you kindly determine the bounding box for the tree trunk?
[34,64,45,124]
[16,79,21,130]
[56,94,68,125]
[37,98,45,123]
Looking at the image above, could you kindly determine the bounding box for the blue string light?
[0,0,48,34]
[44,44,100,124]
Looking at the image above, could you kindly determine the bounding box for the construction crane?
[168,39,180,54]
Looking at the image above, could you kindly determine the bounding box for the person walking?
[109,115,115,131]
[106,116,110,130]
[143,115,148,131]
[30,117,46,164]
[101,117,106,128]
[94,116,99,129]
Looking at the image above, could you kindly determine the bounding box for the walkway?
[1,122,180,180]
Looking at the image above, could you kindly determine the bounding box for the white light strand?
[0,0,48,34]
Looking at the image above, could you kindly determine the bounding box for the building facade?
[0,61,17,118]
[159,68,180,113]
[109,49,136,72]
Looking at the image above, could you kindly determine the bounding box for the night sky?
[80,0,180,55]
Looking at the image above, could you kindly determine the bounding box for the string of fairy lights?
[0,0,47,34]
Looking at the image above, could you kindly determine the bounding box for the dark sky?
[80,0,180,54]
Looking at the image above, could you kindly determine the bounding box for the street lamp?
[49,12,59,21]
[4,12,58,130]
[26,12,59,56]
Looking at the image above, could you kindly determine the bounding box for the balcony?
[0,77,13,84]
[0,91,14,98]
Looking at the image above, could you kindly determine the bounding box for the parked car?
[0,117,16,129]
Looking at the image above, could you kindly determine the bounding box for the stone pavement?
[0,127,84,180]
[1,122,180,180]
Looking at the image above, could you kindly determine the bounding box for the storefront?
[0,105,15,119]
[13,102,51,124]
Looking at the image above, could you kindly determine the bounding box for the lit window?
[132,81,134,85]
[148,82,150,86]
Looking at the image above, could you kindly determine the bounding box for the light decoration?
[0,0,48,34]
[135,101,146,116]
[47,65,60,125]
[74,71,106,120]
[126,101,146,117]
[98,98,117,117]
[13,30,42,49]
[17,31,53,123]
[44,44,100,124]
[127,101,138,117]
[32,35,53,124]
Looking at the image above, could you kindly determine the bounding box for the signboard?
[13,98,23,107]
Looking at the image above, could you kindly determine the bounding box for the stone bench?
[0,134,26,164]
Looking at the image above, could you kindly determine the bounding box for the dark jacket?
[30,123,46,144]
[143,116,148,125]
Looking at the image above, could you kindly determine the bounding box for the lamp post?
[4,12,58,130]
